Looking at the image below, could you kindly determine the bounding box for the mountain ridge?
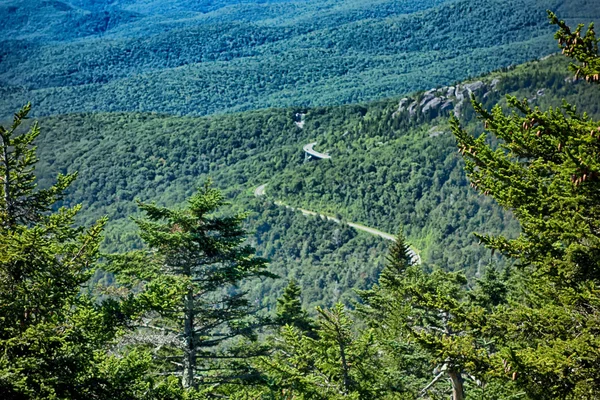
[2,0,599,117]
[23,53,598,307]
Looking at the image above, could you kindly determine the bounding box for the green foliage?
[0,103,76,226]
[276,280,316,335]
[4,10,600,400]
[107,181,276,390]
[248,202,390,310]
[258,304,382,399]
[550,11,600,82]
[449,15,600,398]
[24,52,600,312]
[2,0,599,118]
[0,105,163,399]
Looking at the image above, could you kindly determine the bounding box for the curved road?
[303,142,331,159]
[254,183,421,265]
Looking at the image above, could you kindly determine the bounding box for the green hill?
[25,54,599,309]
[1,0,599,117]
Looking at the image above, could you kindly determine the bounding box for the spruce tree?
[359,233,519,399]
[109,181,275,390]
[258,303,381,399]
[276,279,315,334]
[0,104,76,226]
[450,13,600,398]
[0,105,156,399]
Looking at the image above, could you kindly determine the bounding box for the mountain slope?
[1,0,598,117]
[24,54,600,308]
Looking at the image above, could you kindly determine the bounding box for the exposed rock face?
[392,64,577,122]
[408,102,418,116]
[422,97,442,113]
[420,90,436,105]
[491,78,501,90]
[464,81,484,93]
[393,78,503,119]
[441,100,454,111]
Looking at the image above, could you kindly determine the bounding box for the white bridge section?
[303,142,331,160]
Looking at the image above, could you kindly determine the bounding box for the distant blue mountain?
[0,0,599,116]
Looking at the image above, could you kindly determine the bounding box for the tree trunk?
[339,341,350,394]
[181,288,195,389]
[448,370,464,400]
[1,132,12,223]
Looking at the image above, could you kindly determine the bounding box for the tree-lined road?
[254,183,421,265]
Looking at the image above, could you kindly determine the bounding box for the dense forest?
[2,2,600,400]
[1,0,599,117]
[23,53,600,310]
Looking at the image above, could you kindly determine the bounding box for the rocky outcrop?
[422,97,442,113]
[393,78,497,118]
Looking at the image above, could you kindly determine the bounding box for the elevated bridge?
[303,142,331,161]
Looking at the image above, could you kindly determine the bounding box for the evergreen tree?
[276,279,316,335]
[108,181,275,390]
[0,104,76,226]
[450,13,600,398]
[258,303,382,399]
[0,105,156,399]
[359,233,520,399]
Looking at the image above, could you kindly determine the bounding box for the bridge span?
[303,142,331,161]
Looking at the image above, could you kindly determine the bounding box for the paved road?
[303,142,331,159]
[254,183,267,197]
[254,183,421,265]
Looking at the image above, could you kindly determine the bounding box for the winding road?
[303,142,331,160]
[254,183,421,265]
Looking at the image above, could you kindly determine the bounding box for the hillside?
[1,0,599,117]
[25,54,599,309]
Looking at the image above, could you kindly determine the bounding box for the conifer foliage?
[0,105,154,399]
[276,279,316,334]
[259,303,381,399]
[0,104,76,227]
[359,233,496,399]
[451,12,600,398]
[109,182,275,390]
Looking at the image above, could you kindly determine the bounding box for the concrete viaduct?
[303,142,331,161]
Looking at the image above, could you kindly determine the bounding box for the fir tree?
[258,303,382,399]
[276,279,316,335]
[359,232,518,399]
[0,105,156,399]
[450,13,600,398]
[108,181,275,390]
[0,103,75,227]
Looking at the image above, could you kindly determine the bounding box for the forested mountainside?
[28,54,600,310]
[4,10,600,398]
[1,0,599,117]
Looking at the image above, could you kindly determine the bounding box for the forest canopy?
[1,8,600,400]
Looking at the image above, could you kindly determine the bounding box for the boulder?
[441,100,454,111]
[422,97,443,113]
[491,78,501,90]
[464,80,484,93]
